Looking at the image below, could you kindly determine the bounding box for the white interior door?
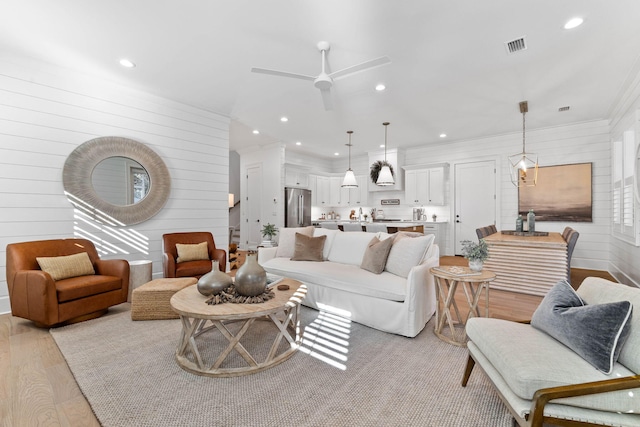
[246,164,262,250]
[454,160,496,254]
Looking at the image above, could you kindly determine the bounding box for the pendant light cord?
[383,122,390,161]
[347,130,353,169]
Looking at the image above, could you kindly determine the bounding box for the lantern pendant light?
[376,122,395,186]
[508,101,538,187]
[341,130,358,188]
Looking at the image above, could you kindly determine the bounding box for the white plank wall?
[608,63,640,288]
[0,55,230,314]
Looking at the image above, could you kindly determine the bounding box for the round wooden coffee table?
[170,278,306,377]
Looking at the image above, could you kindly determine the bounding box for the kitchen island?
[482,231,567,296]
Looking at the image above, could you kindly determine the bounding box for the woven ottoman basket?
[131,277,197,320]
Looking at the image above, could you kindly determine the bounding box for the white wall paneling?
[0,55,230,314]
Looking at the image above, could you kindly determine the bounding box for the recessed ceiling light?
[440,133,447,138]
[334,152,339,156]
[380,144,385,148]
[252,129,260,135]
[564,17,583,29]
[296,141,302,146]
[375,84,386,91]
[280,116,288,122]
[119,59,136,68]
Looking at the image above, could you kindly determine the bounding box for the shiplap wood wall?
[0,55,230,314]
[608,60,640,288]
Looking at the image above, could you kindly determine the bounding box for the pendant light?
[341,131,358,188]
[508,101,538,187]
[376,122,395,186]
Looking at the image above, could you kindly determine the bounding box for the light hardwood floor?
[0,259,615,426]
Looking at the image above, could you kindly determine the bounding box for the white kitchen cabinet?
[284,167,309,188]
[329,176,349,206]
[427,168,444,205]
[405,169,429,205]
[313,175,330,207]
[403,165,446,205]
[349,175,369,205]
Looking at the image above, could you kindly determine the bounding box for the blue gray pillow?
[531,280,633,374]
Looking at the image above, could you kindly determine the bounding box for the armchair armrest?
[163,253,176,278]
[9,270,58,325]
[529,375,640,427]
[212,248,227,272]
[94,259,130,299]
[94,259,129,278]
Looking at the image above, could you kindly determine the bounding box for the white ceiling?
[2,0,640,159]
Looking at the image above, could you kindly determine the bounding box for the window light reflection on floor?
[299,303,352,371]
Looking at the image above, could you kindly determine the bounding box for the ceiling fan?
[251,41,391,111]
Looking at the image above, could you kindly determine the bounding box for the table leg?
[211,318,258,369]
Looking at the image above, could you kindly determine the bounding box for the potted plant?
[460,239,489,271]
[261,223,278,242]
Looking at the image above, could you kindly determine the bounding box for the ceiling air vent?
[505,36,527,54]
[558,106,570,112]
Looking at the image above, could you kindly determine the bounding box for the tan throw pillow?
[36,252,95,281]
[360,236,394,274]
[291,233,326,262]
[176,241,209,263]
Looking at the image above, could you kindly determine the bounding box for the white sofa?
[258,227,439,337]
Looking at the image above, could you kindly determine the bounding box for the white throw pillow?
[385,234,435,278]
[313,228,340,260]
[327,232,380,266]
[275,226,315,258]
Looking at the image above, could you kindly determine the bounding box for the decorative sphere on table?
[197,260,233,296]
[234,254,267,296]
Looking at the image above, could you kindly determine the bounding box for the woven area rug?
[50,304,511,427]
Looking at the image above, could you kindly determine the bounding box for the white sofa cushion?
[327,232,380,266]
[276,226,315,258]
[313,228,340,260]
[466,317,640,414]
[385,234,435,278]
[262,257,407,301]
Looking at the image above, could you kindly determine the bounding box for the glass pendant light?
[341,131,358,188]
[508,101,538,187]
[376,122,395,186]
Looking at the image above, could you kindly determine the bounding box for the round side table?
[127,260,153,302]
[429,266,496,346]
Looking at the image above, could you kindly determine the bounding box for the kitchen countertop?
[313,220,448,225]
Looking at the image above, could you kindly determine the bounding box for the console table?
[482,232,567,296]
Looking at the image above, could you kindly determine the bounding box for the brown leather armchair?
[162,232,226,278]
[6,238,129,327]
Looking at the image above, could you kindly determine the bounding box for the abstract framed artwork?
[518,162,592,222]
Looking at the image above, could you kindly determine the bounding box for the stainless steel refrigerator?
[285,187,311,227]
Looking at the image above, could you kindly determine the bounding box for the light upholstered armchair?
[462,277,640,427]
[162,232,226,278]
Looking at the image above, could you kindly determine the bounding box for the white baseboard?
[571,257,609,272]
[608,262,640,288]
[0,296,10,315]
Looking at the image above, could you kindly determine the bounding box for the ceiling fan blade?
[320,88,333,111]
[250,67,315,81]
[329,56,391,80]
